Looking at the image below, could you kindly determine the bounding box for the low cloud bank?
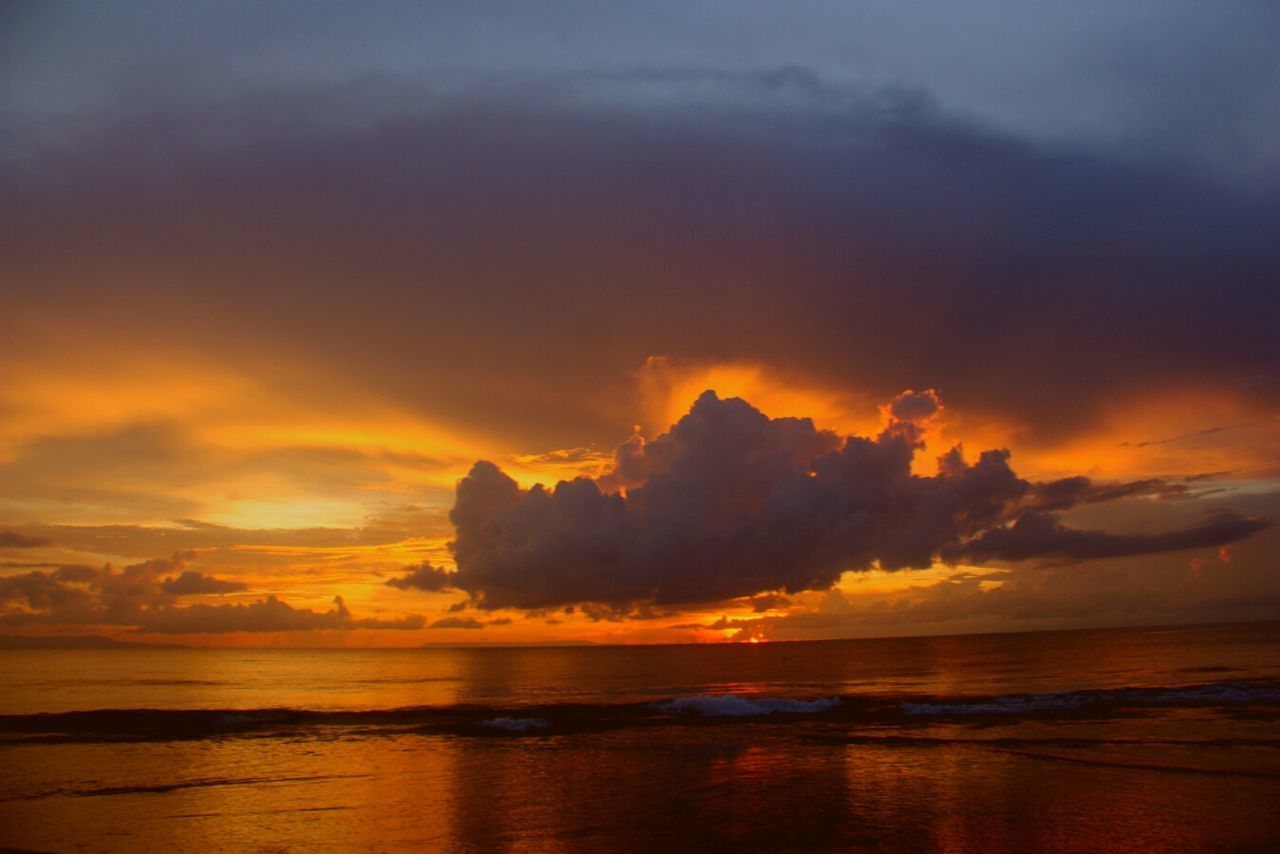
[0,552,423,633]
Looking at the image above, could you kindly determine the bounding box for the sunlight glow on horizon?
[2,352,1276,646]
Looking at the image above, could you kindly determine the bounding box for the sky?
[2,1,1279,646]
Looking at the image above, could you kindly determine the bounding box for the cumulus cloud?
[439,391,1271,612]
[385,562,455,591]
[0,552,422,632]
[884,389,942,424]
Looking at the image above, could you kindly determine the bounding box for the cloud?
[0,552,421,632]
[135,595,425,634]
[707,517,1280,640]
[948,511,1270,564]
[425,614,514,629]
[1119,425,1242,448]
[5,66,1279,463]
[4,522,416,560]
[0,531,50,548]
[428,617,484,630]
[884,389,942,424]
[55,564,98,583]
[161,570,247,595]
[745,593,791,612]
[441,391,1271,612]
[385,562,455,591]
[172,518,232,530]
[0,570,98,623]
[1025,475,1208,511]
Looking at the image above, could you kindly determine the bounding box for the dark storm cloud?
[4,61,1279,450]
[0,531,49,548]
[0,553,422,632]
[437,393,1271,611]
[385,562,454,592]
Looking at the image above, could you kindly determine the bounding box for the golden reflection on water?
[4,726,1280,851]
[0,738,458,851]
[840,739,1280,852]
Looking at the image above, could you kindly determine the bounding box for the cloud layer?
[5,61,1279,457]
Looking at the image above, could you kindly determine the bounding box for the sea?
[2,621,1279,852]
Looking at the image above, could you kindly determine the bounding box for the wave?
[992,748,1280,780]
[652,695,841,717]
[2,679,1275,744]
[899,680,1280,717]
[66,773,369,798]
[478,717,550,732]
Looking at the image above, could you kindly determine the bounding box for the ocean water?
[2,622,1278,852]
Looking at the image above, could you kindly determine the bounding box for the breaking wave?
[1,679,1275,744]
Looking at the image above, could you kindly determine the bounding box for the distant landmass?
[0,634,188,649]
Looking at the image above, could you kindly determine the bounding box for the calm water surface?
[2,622,1278,851]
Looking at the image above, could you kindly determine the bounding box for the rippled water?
[2,622,1278,851]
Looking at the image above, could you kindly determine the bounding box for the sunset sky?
[3,1,1278,646]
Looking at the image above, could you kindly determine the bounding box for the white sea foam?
[478,717,550,732]
[653,694,842,717]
